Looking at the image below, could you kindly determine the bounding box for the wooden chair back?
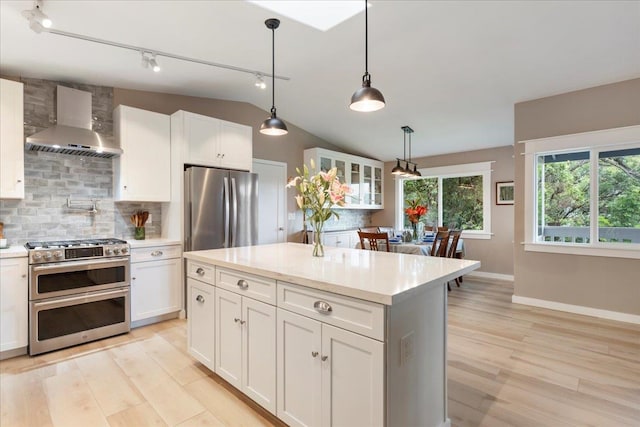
[358,231,390,252]
[447,230,462,258]
[429,231,450,257]
[437,226,449,232]
[358,226,380,233]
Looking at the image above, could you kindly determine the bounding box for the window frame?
[395,161,493,240]
[522,125,640,259]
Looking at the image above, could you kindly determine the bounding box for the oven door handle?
[32,257,130,272]
[32,288,129,308]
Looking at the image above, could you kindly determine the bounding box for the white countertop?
[0,245,28,259]
[127,238,181,248]
[184,243,480,305]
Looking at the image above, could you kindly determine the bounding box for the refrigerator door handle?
[224,176,230,248]
[231,177,238,247]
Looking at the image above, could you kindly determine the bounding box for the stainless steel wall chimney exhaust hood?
[25,86,122,158]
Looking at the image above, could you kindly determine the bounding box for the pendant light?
[402,126,417,177]
[350,0,385,112]
[260,18,288,136]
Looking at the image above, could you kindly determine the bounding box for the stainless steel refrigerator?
[184,166,258,251]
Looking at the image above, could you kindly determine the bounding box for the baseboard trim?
[512,295,640,324]
[466,271,514,283]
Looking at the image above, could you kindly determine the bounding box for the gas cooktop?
[25,238,127,250]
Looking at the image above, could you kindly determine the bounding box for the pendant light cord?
[364,0,368,76]
[403,130,406,160]
[271,26,276,113]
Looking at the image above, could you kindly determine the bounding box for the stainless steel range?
[26,238,131,355]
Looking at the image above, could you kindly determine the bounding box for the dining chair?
[447,230,463,288]
[358,226,381,233]
[358,231,390,252]
[437,226,449,232]
[429,231,450,257]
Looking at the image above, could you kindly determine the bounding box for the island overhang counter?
[184,242,480,427]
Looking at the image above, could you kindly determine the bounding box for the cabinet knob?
[216,153,221,158]
[132,277,136,280]
[17,179,22,183]
[124,185,127,189]
[21,274,26,278]
[279,227,284,231]
[151,250,163,257]
[313,300,332,314]
[321,355,328,361]
[196,267,205,276]
[234,318,245,324]
[311,351,318,358]
[237,279,249,289]
[196,295,205,303]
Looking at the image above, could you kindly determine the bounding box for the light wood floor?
[1,280,638,427]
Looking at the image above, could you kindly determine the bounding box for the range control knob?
[105,248,113,255]
[114,248,121,255]
[53,251,63,259]
[33,252,43,261]
[44,252,52,260]
[121,247,128,254]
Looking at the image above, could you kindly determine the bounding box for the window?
[523,125,640,259]
[396,161,492,239]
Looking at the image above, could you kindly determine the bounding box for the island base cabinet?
[215,288,276,414]
[0,257,28,356]
[277,309,384,427]
[187,278,215,370]
[131,258,181,322]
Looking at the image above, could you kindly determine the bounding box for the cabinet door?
[215,288,242,388]
[321,323,384,427]
[185,112,220,166]
[0,79,24,199]
[219,120,252,171]
[0,257,28,352]
[277,309,322,427]
[187,278,215,370]
[349,162,361,206]
[322,233,350,248]
[242,297,276,414]
[114,106,170,202]
[130,258,181,322]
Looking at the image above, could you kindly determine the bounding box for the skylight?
[248,1,366,31]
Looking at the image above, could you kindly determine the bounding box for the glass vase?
[412,223,418,241]
[311,220,324,257]
[134,226,145,240]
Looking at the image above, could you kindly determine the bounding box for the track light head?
[149,54,160,72]
[22,0,52,33]
[255,74,266,89]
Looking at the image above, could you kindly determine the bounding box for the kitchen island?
[184,242,480,427]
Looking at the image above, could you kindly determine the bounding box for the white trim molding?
[466,271,514,283]
[512,295,640,324]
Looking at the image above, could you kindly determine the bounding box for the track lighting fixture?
[350,0,385,112]
[140,52,160,72]
[255,74,266,89]
[393,126,420,177]
[22,0,52,33]
[260,18,288,136]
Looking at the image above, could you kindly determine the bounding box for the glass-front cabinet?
[304,148,384,209]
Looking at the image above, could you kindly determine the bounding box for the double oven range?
[26,238,131,355]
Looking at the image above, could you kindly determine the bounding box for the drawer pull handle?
[234,318,241,323]
[196,267,205,276]
[196,295,205,303]
[311,351,318,358]
[237,279,249,289]
[314,300,332,314]
[151,250,163,256]
[321,355,328,361]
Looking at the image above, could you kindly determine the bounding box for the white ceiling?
[1,1,639,161]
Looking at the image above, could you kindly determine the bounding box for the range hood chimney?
[25,86,122,158]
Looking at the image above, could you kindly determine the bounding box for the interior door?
[252,159,287,244]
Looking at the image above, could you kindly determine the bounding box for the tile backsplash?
[0,77,161,246]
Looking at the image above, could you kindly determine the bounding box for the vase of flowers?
[288,159,350,257]
[405,199,428,240]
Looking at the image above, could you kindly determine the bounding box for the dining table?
[356,238,465,257]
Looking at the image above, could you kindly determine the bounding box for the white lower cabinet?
[0,257,28,356]
[130,245,182,324]
[215,287,277,414]
[277,309,384,427]
[187,278,215,370]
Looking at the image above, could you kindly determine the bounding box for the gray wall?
[0,78,161,245]
[514,78,640,316]
[372,145,515,276]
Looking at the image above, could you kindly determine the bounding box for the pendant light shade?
[350,0,385,112]
[391,159,404,175]
[260,18,288,136]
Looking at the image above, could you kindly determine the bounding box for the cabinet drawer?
[216,267,276,305]
[186,260,216,285]
[131,245,181,263]
[277,282,384,341]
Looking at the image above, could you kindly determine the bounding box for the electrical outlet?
[400,331,415,366]
[147,214,152,224]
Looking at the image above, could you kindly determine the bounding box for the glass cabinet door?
[350,163,361,205]
[363,165,372,205]
[320,157,332,173]
[373,167,382,205]
[335,159,346,182]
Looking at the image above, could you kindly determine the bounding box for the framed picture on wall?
[496,181,514,205]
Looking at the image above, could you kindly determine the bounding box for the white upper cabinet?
[0,78,24,199]
[113,105,171,202]
[172,110,252,171]
[304,147,384,209]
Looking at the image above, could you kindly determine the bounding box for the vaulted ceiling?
[1,1,639,160]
